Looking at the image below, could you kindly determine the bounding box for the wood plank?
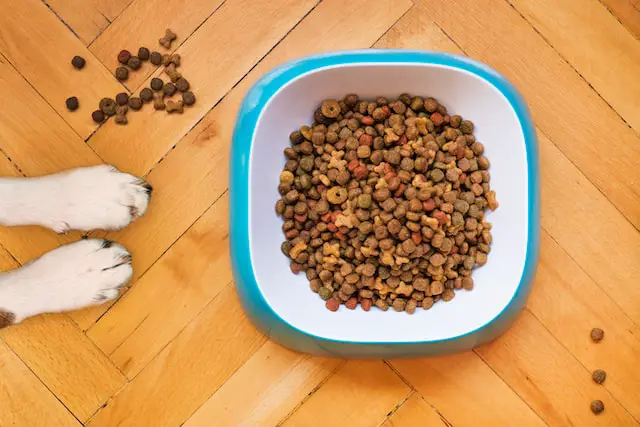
[281,360,411,427]
[531,230,640,419]
[0,315,127,422]
[89,0,225,90]
[381,394,447,427]
[96,0,133,21]
[477,310,637,426]
[183,341,343,427]
[87,193,232,377]
[599,0,640,39]
[88,0,319,177]
[44,0,111,45]
[508,0,640,131]
[0,0,124,139]
[392,352,546,427]
[419,0,640,228]
[0,339,80,427]
[87,285,266,427]
[77,0,412,331]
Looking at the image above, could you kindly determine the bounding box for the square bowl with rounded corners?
[230,50,539,358]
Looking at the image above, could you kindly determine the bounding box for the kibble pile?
[66,29,196,125]
[276,94,498,314]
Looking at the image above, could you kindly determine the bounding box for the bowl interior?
[248,63,529,343]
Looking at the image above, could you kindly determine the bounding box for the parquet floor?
[0,0,638,425]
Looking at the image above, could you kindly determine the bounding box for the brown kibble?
[115,66,129,81]
[590,328,604,342]
[150,51,163,65]
[422,297,435,310]
[151,77,164,91]
[140,88,153,103]
[592,369,606,384]
[117,50,131,65]
[163,82,177,97]
[159,28,177,49]
[138,47,150,61]
[590,400,604,415]
[175,77,190,92]
[182,91,196,106]
[99,98,117,116]
[115,92,129,106]
[165,63,182,82]
[153,92,165,110]
[327,187,348,204]
[318,287,332,300]
[321,100,341,118]
[91,110,105,123]
[460,120,474,134]
[65,96,79,111]
[114,105,128,125]
[128,97,143,110]
[127,56,141,70]
[71,55,86,69]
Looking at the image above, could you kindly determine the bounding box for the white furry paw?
[0,239,132,323]
[0,165,152,233]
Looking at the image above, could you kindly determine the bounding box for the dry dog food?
[115,66,129,81]
[118,50,131,65]
[590,328,604,342]
[151,77,164,91]
[150,51,163,66]
[166,99,183,114]
[115,92,129,106]
[71,56,85,69]
[91,110,105,123]
[114,105,128,125]
[99,98,117,116]
[592,369,606,384]
[140,88,153,103]
[128,97,143,110]
[590,400,604,415]
[127,56,142,70]
[65,96,79,111]
[158,29,177,49]
[138,47,150,61]
[276,94,497,313]
[182,91,196,106]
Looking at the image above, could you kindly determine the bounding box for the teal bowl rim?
[229,49,540,357]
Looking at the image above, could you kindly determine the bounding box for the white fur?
[0,164,151,233]
[0,239,132,322]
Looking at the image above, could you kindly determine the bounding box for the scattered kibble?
[163,53,181,67]
[114,105,128,125]
[127,56,141,70]
[592,369,606,384]
[182,91,196,106]
[162,82,177,97]
[164,63,181,82]
[65,96,79,111]
[117,50,131,65]
[71,56,85,69]
[140,88,153,103]
[590,400,604,415]
[276,94,496,313]
[128,97,143,110]
[115,66,129,81]
[138,47,150,61]
[91,110,105,123]
[158,28,177,49]
[166,99,183,114]
[150,51,163,66]
[591,328,604,343]
[175,77,189,92]
[153,92,165,110]
[99,98,117,116]
[150,77,164,91]
[115,92,129,106]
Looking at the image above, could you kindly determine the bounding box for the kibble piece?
[140,88,153,103]
[99,98,117,116]
[175,77,190,92]
[65,96,79,111]
[166,99,184,114]
[91,110,105,123]
[127,56,141,70]
[114,105,128,125]
[115,66,129,81]
[150,77,164,91]
[321,100,341,118]
[153,92,165,110]
[163,82,177,97]
[592,369,606,384]
[590,328,604,343]
[164,63,181,82]
[138,47,150,60]
[182,91,196,106]
[590,400,604,415]
[115,92,129,106]
[128,97,143,110]
[150,51,163,65]
[163,54,181,66]
[117,50,131,65]
[71,56,85,69]
[159,28,177,49]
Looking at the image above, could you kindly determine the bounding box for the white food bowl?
[230,50,539,358]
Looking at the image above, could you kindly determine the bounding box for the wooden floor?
[0,0,639,425]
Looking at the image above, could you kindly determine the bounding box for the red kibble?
[285,229,299,239]
[360,299,372,311]
[327,223,338,232]
[381,105,391,116]
[294,214,307,223]
[345,297,358,310]
[430,112,444,126]
[433,210,447,225]
[411,232,422,245]
[331,210,341,223]
[398,135,407,145]
[459,173,467,182]
[321,212,332,223]
[360,116,374,125]
[353,165,368,179]
[348,159,360,172]
[394,183,407,198]
[359,134,372,146]
[325,298,340,312]
[423,199,436,211]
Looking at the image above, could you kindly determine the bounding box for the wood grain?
[599,0,640,39]
[183,342,343,427]
[88,0,319,177]
[45,0,111,44]
[381,394,447,427]
[508,0,640,131]
[281,360,411,427]
[87,285,266,427]
[0,0,124,139]
[0,339,80,427]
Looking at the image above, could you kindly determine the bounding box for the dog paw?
[0,239,132,322]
